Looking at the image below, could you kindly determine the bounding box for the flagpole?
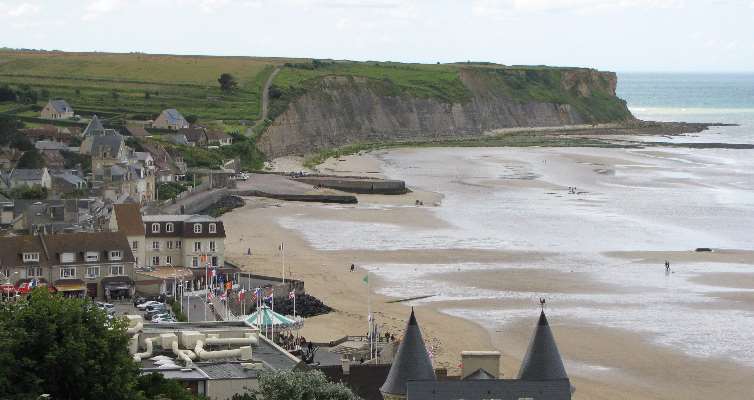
[271,290,275,341]
[281,242,285,284]
[368,271,372,360]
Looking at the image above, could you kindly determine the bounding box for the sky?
[1,0,753,72]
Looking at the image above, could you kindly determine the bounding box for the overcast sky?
[1,0,753,72]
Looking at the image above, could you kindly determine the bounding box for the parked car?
[150,313,172,322]
[137,300,161,310]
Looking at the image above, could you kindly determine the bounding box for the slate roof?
[206,130,231,141]
[51,171,85,186]
[10,168,46,182]
[380,309,436,396]
[160,109,188,126]
[83,115,105,136]
[0,235,46,267]
[463,368,497,381]
[178,127,207,143]
[113,204,144,236]
[125,125,150,137]
[48,100,72,113]
[517,311,568,381]
[318,364,392,400]
[91,134,124,159]
[43,231,135,264]
[406,379,572,400]
[142,214,225,238]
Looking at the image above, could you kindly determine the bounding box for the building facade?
[141,214,226,274]
[40,99,74,120]
[0,232,136,300]
[109,203,146,268]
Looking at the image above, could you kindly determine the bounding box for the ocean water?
[277,74,754,371]
[617,73,754,143]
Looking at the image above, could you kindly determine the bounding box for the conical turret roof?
[380,308,436,396]
[517,311,568,381]
[84,115,105,136]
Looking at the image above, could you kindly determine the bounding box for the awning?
[54,279,86,292]
[102,277,134,290]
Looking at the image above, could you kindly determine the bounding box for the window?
[152,223,160,233]
[60,267,76,279]
[22,252,40,263]
[193,224,202,234]
[132,241,138,250]
[166,241,173,249]
[60,252,75,263]
[166,256,172,265]
[209,241,216,252]
[109,250,122,261]
[166,223,174,233]
[175,241,182,249]
[110,265,124,276]
[152,256,160,266]
[85,266,100,279]
[193,241,201,252]
[85,251,99,262]
[209,223,216,233]
[211,256,218,267]
[192,257,199,267]
[27,266,42,277]
[152,241,160,250]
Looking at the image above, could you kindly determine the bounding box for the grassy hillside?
[268,61,631,123]
[0,51,295,120]
[268,61,472,120]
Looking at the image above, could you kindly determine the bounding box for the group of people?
[279,331,311,351]
[568,186,578,194]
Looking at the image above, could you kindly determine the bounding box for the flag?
[252,287,261,300]
[211,268,217,277]
[207,291,213,300]
[239,288,246,301]
[288,290,295,300]
[29,279,37,288]
[264,289,274,301]
[362,274,369,285]
[279,243,284,252]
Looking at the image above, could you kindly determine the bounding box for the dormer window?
[152,223,160,233]
[85,251,99,262]
[61,252,75,263]
[109,250,122,261]
[166,223,174,233]
[208,223,216,234]
[23,252,40,263]
[193,224,202,234]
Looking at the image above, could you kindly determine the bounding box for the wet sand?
[224,147,754,399]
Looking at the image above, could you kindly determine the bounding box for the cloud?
[472,0,684,16]
[82,0,124,20]
[0,2,41,17]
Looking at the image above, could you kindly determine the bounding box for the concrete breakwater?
[293,176,408,195]
[231,189,357,204]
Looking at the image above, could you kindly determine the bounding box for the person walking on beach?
[247,248,251,256]
[665,260,671,274]
[350,263,355,272]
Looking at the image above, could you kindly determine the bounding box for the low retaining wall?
[294,176,407,195]
[231,190,357,204]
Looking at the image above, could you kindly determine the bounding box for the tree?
[0,289,140,400]
[16,148,45,169]
[218,73,238,92]
[185,114,198,124]
[136,373,198,400]
[9,185,47,200]
[0,85,16,102]
[236,370,360,400]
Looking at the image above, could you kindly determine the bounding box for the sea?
[617,73,754,143]
[278,74,754,376]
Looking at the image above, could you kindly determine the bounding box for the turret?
[380,308,436,399]
[517,311,568,381]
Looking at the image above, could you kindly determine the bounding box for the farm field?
[0,51,299,121]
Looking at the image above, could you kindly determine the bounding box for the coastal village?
[0,99,572,399]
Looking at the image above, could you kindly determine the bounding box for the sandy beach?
[223,147,754,400]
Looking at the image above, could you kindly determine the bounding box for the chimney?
[341,358,350,376]
[461,351,501,379]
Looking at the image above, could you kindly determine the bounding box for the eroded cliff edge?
[257,65,633,158]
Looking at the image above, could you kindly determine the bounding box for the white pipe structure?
[205,334,258,347]
[171,339,197,366]
[193,339,253,361]
[133,337,154,362]
[127,321,144,335]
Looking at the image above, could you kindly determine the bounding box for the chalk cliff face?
[257,68,631,158]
